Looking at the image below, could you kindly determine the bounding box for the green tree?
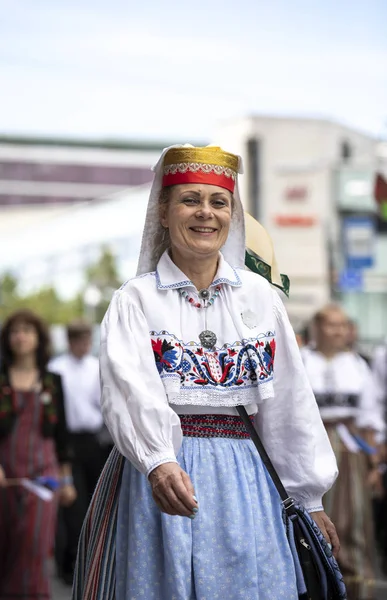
[0,272,20,321]
[0,278,84,325]
[0,245,121,326]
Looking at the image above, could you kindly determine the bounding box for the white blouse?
[49,353,103,433]
[301,347,385,434]
[100,251,338,512]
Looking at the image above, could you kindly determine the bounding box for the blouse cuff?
[306,504,324,513]
[144,451,178,478]
[301,496,324,513]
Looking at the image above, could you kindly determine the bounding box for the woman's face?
[160,183,233,260]
[8,321,39,358]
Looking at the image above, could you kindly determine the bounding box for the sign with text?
[274,215,316,227]
[284,186,308,201]
[342,216,375,269]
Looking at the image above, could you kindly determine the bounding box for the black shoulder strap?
[237,406,296,514]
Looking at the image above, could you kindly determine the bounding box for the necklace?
[179,286,221,350]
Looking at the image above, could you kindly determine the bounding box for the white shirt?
[49,353,103,433]
[301,347,385,434]
[100,251,338,511]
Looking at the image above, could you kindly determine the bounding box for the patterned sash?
[72,447,124,600]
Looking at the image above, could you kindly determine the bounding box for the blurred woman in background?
[0,309,76,600]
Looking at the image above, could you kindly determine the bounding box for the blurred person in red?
[49,320,108,585]
[301,304,385,599]
[0,309,76,600]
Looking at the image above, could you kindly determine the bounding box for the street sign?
[342,216,375,269]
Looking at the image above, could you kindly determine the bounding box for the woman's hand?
[149,462,198,518]
[59,484,77,507]
[0,465,6,488]
[310,511,340,558]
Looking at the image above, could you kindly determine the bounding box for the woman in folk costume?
[0,309,76,600]
[301,304,385,600]
[73,145,339,600]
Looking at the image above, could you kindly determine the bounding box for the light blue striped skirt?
[116,415,298,600]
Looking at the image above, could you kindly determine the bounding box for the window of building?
[340,140,353,163]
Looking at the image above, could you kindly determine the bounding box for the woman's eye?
[212,199,227,207]
[182,197,198,204]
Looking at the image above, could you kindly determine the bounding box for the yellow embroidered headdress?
[162,146,239,193]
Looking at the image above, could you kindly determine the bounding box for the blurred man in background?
[301,305,385,599]
[49,320,107,585]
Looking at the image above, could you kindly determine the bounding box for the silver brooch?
[199,330,217,350]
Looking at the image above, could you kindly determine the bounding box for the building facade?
[215,116,387,342]
[0,136,171,298]
[0,135,170,207]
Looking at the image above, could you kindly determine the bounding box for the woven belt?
[179,414,253,439]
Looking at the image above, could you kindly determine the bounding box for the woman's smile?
[189,226,218,235]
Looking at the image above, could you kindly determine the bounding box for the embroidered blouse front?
[100,251,338,510]
[151,330,275,405]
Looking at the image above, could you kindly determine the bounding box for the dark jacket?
[0,369,72,463]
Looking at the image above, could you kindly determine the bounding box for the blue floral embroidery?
[181,359,191,373]
[151,332,276,389]
[152,338,179,374]
[244,358,258,371]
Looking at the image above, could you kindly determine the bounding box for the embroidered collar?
[155,250,242,290]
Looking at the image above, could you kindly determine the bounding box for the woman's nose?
[196,202,213,218]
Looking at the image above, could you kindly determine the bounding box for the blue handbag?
[237,406,347,600]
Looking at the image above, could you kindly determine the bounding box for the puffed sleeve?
[254,291,338,512]
[100,289,183,476]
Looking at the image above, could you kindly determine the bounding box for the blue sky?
[0,0,386,142]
